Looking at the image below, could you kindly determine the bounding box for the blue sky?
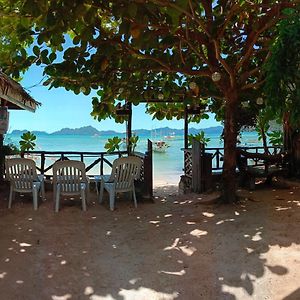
[9,65,220,133]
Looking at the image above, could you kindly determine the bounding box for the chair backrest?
[6,158,38,190]
[110,156,142,191]
[53,160,87,193]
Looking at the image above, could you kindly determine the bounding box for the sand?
[0,181,299,300]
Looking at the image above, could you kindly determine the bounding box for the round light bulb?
[256,97,263,105]
[189,82,197,90]
[158,93,164,100]
[212,72,221,82]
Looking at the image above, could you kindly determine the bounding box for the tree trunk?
[0,134,4,182]
[282,112,300,176]
[283,112,291,152]
[222,90,239,203]
[260,126,269,155]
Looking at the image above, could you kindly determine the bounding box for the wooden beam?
[184,104,189,149]
[0,133,4,182]
[127,102,132,149]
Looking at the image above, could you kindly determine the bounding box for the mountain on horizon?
[10,125,223,136]
[50,125,119,136]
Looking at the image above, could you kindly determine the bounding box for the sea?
[5,131,260,186]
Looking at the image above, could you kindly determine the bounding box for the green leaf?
[73,36,81,45]
[19,131,37,152]
[128,3,138,18]
[49,52,57,63]
[33,46,40,56]
[176,0,189,9]
[166,8,181,27]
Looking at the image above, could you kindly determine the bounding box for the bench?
[237,148,289,190]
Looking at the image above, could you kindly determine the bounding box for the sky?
[9,65,220,133]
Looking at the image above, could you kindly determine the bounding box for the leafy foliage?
[268,130,283,146]
[264,8,300,125]
[0,0,298,201]
[255,107,283,152]
[3,142,20,155]
[104,136,122,153]
[188,131,210,147]
[128,135,139,154]
[19,131,36,152]
[0,1,297,126]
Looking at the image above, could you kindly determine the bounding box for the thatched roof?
[0,71,40,112]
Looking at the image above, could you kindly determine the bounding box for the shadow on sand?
[0,183,299,299]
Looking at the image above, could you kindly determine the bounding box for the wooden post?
[192,139,203,193]
[41,152,45,174]
[143,139,153,199]
[126,102,132,153]
[183,104,189,178]
[0,101,6,181]
[184,104,189,149]
[100,153,104,175]
[203,153,213,191]
[0,133,4,182]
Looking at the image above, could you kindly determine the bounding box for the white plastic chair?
[98,156,142,211]
[5,158,45,210]
[52,160,89,212]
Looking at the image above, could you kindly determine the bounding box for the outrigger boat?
[153,140,169,153]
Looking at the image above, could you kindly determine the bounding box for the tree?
[264,9,300,174]
[0,0,298,202]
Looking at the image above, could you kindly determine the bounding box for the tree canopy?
[0,0,298,202]
[0,1,297,125]
[264,9,300,125]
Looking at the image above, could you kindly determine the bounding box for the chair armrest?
[37,174,45,182]
[32,181,41,189]
[95,175,112,183]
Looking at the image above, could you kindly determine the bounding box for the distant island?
[10,125,224,136]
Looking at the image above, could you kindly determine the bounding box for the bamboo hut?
[0,71,40,180]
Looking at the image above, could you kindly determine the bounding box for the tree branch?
[240,79,265,91]
[239,66,261,84]
[216,4,242,39]
[235,2,297,73]
[179,34,210,67]
[212,40,235,86]
[150,0,211,37]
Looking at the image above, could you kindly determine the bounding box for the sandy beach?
[0,181,299,300]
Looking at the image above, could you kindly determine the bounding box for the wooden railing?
[132,140,153,199]
[14,140,154,199]
[20,150,127,176]
[184,145,283,173]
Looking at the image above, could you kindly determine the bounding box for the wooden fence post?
[143,139,153,199]
[192,139,204,193]
[0,134,4,181]
[203,153,213,191]
[41,152,45,174]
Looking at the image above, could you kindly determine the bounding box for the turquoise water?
[5,132,260,185]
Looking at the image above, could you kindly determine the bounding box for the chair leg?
[41,181,46,201]
[94,176,99,195]
[55,186,60,212]
[8,187,14,209]
[86,182,90,202]
[99,180,104,204]
[33,187,38,211]
[81,186,87,211]
[109,188,115,211]
[132,185,137,208]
